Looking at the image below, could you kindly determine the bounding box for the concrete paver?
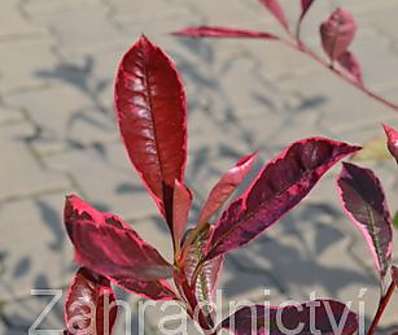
[2,0,398,333]
[0,123,70,202]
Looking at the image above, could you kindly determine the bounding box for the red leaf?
[64,195,177,301]
[114,35,188,229]
[320,8,357,61]
[383,123,398,163]
[64,268,118,335]
[199,153,257,225]
[172,26,278,39]
[206,138,360,260]
[337,51,363,85]
[221,299,358,335]
[300,0,315,19]
[173,180,192,248]
[109,277,177,301]
[258,0,289,31]
[337,162,393,279]
[392,266,398,287]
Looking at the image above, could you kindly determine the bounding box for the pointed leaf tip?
[383,123,398,163]
[337,51,363,85]
[301,0,315,16]
[337,162,393,280]
[297,0,316,36]
[298,0,315,25]
[206,137,360,260]
[173,180,193,249]
[198,152,257,225]
[258,0,289,31]
[64,195,177,300]
[114,35,188,231]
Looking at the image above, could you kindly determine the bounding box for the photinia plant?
[173,0,398,113]
[335,124,398,335]
[59,36,398,334]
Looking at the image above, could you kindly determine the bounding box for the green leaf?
[183,225,224,317]
[351,136,390,162]
[393,211,398,230]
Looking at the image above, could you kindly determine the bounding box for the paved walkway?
[1,0,398,333]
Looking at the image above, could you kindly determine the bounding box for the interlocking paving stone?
[0,193,74,301]
[0,37,57,94]
[2,0,398,332]
[351,29,398,90]
[1,295,64,335]
[226,199,398,327]
[0,105,24,126]
[0,0,47,39]
[278,70,395,141]
[45,142,159,220]
[6,84,116,155]
[109,0,193,31]
[0,320,6,335]
[29,1,125,58]
[0,123,69,201]
[346,0,397,14]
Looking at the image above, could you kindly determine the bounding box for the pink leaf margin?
[172,26,278,39]
[198,152,257,225]
[173,180,193,249]
[114,35,188,227]
[205,137,361,261]
[64,194,178,301]
[337,51,363,85]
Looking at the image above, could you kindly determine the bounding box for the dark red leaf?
[64,195,177,301]
[64,268,118,335]
[392,266,398,287]
[109,277,177,301]
[337,51,363,85]
[258,0,289,31]
[383,123,398,163]
[337,162,393,279]
[172,26,278,39]
[114,35,188,230]
[221,299,358,335]
[198,153,257,225]
[299,0,315,22]
[173,180,192,249]
[206,138,360,260]
[320,8,357,61]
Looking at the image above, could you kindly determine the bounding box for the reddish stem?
[278,38,398,113]
[367,280,396,335]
